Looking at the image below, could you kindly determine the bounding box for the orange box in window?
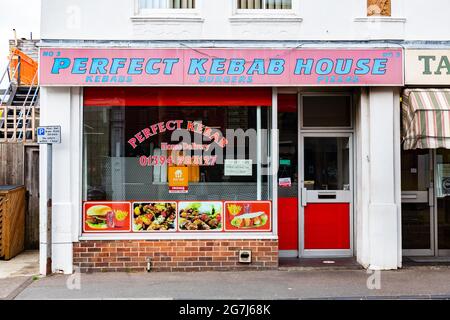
[168,167,189,193]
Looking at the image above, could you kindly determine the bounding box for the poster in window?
[168,166,189,193]
[83,202,131,233]
[132,202,177,232]
[436,163,450,198]
[178,201,223,232]
[224,201,272,232]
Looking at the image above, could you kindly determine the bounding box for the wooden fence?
[0,196,4,257]
[0,143,39,249]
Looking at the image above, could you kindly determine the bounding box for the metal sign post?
[37,126,61,275]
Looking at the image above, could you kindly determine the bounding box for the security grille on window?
[367,0,391,16]
[238,0,292,10]
[139,0,196,9]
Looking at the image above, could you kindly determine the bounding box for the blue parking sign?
[37,126,61,144]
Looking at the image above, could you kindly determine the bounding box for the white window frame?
[231,0,302,22]
[134,0,202,16]
[132,0,203,22]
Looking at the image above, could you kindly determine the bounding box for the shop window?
[82,88,272,203]
[237,0,292,10]
[138,0,196,10]
[301,95,352,128]
[367,0,391,17]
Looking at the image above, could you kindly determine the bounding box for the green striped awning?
[402,89,450,150]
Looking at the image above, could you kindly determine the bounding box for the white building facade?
[38,0,450,274]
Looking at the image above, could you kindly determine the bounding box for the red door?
[300,135,353,256]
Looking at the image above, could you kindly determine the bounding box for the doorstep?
[403,256,450,268]
[278,257,363,271]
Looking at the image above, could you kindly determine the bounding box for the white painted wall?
[41,0,450,41]
[356,87,402,269]
[39,87,82,275]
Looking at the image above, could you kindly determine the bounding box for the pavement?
[0,251,39,300]
[13,265,450,300]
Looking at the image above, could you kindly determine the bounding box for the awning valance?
[402,89,450,150]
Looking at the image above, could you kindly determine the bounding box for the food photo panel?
[224,201,272,232]
[132,202,177,232]
[83,202,131,233]
[178,201,223,232]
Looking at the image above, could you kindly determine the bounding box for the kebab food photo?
[178,202,223,231]
[133,202,177,232]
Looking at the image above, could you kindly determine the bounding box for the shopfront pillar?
[39,87,81,275]
[357,87,402,270]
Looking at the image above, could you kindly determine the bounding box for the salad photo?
[178,202,223,231]
[133,202,177,232]
[225,201,272,232]
[83,202,131,232]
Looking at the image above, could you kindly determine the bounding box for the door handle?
[301,187,307,207]
[318,194,337,200]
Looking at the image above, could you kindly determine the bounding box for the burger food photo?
[85,205,112,229]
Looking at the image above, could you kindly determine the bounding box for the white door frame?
[298,131,354,258]
[435,149,450,257]
[401,150,435,257]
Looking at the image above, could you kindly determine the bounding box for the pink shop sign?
[39,48,403,86]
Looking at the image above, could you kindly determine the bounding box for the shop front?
[38,46,404,273]
[401,49,450,258]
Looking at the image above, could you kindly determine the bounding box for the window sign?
[224,159,253,176]
[278,177,292,188]
[168,167,189,193]
[436,163,450,198]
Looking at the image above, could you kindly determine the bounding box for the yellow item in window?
[189,165,200,183]
[167,150,200,183]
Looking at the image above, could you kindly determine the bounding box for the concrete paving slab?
[0,251,39,279]
[14,266,450,300]
[0,276,33,300]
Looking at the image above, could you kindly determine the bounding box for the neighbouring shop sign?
[40,48,403,86]
[405,49,450,85]
[436,163,450,198]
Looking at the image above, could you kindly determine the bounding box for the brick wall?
[73,239,278,273]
